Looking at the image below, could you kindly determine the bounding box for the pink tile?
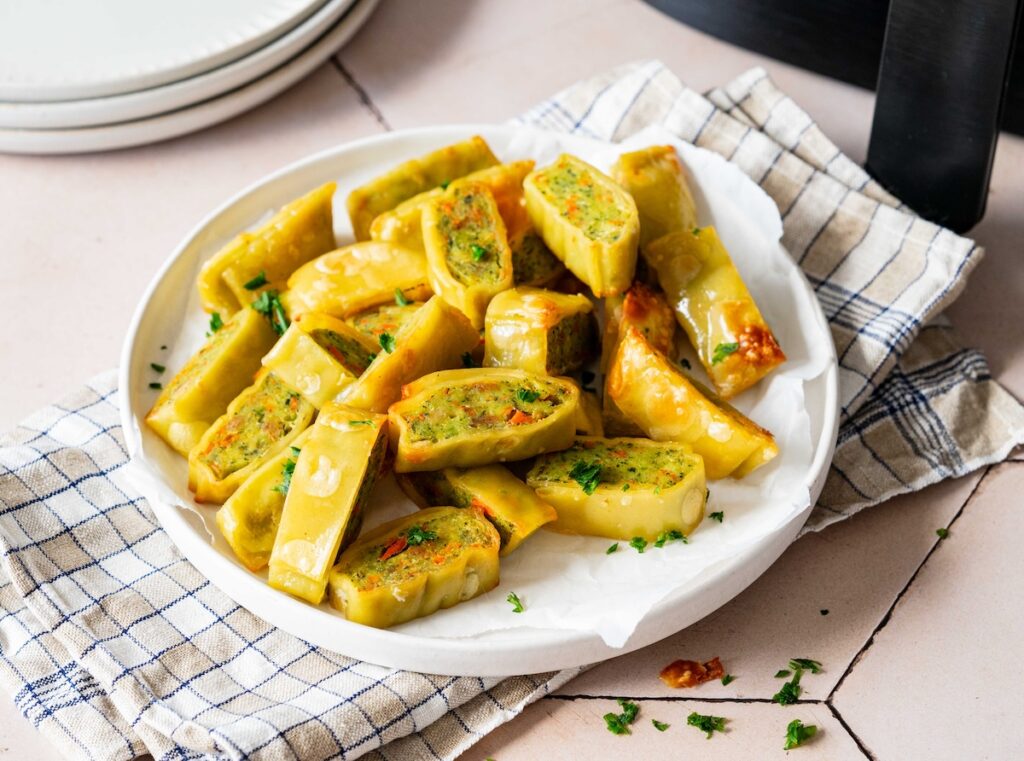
[460,696,863,760]
[0,64,383,430]
[561,472,981,700]
[833,462,1024,760]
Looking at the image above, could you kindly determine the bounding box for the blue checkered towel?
[2,61,1022,760]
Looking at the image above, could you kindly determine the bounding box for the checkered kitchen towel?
[2,61,1023,761]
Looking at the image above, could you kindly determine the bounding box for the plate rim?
[119,123,840,676]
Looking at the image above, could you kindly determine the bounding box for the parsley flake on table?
[712,342,739,364]
[772,670,802,705]
[394,288,411,306]
[629,536,648,553]
[405,525,438,546]
[207,311,224,335]
[604,698,640,735]
[784,719,818,750]
[569,460,602,495]
[686,711,726,739]
[150,362,166,373]
[775,669,791,679]
[243,270,268,290]
[936,527,949,539]
[461,351,477,368]
[251,290,289,336]
[379,332,396,353]
[709,511,724,522]
[788,658,822,674]
[606,543,619,554]
[652,719,670,732]
[721,674,736,686]
[471,244,487,261]
[506,592,524,613]
[148,382,162,390]
[653,529,686,548]
[516,387,541,404]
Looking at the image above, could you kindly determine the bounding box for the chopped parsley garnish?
[775,669,791,679]
[289,446,301,457]
[516,387,541,404]
[148,382,162,390]
[686,711,725,739]
[394,288,411,306]
[273,457,297,495]
[606,543,619,554]
[712,342,739,365]
[439,180,450,190]
[621,483,630,491]
[678,357,692,370]
[653,529,686,548]
[251,290,289,336]
[652,719,670,732]
[461,351,477,368]
[405,525,438,546]
[581,370,596,392]
[243,270,268,290]
[349,420,374,426]
[569,460,602,495]
[207,311,224,335]
[506,592,524,613]
[721,674,736,686]
[936,527,949,539]
[471,244,487,261]
[784,719,818,750]
[379,332,396,353]
[150,362,166,373]
[772,670,802,705]
[629,536,648,554]
[788,658,822,674]
[709,511,724,522]
[604,699,640,735]
[692,226,702,236]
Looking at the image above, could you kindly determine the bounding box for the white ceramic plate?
[0,0,357,130]
[0,0,328,102]
[120,125,839,676]
[0,0,379,155]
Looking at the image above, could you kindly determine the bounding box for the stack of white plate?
[0,0,379,154]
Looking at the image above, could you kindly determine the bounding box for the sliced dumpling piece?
[197,182,336,315]
[397,464,557,555]
[146,307,277,456]
[347,135,499,240]
[607,327,778,479]
[510,225,566,287]
[370,160,535,253]
[346,301,425,343]
[422,181,514,329]
[524,154,639,297]
[262,313,378,408]
[216,427,313,572]
[268,405,388,604]
[283,242,432,320]
[340,296,481,414]
[645,227,785,399]
[611,145,698,248]
[527,437,706,540]
[484,287,595,376]
[188,370,316,504]
[388,368,579,472]
[327,506,500,629]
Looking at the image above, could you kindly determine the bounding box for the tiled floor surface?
[2,1,1022,758]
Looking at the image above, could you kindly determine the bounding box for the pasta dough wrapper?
[327,507,500,629]
[645,227,785,399]
[268,405,388,604]
[216,427,313,572]
[283,242,432,320]
[146,307,277,456]
[346,302,424,343]
[397,464,557,555]
[524,154,639,297]
[198,182,337,314]
[422,182,514,329]
[484,287,594,376]
[388,368,579,472]
[611,145,698,248]
[340,295,480,413]
[262,313,377,408]
[347,135,498,240]
[527,437,706,540]
[188,370,315,504]
[607,327,777,479]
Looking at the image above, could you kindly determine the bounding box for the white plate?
[0,0,379,155]
[120,125,839,676]
[0,0,357,130]
[0,0,328,102]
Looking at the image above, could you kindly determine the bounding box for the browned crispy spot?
[660,656,725,688]
[738,324,786,367]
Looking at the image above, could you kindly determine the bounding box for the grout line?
[330,57,392,130]
[826,702,876,759]
[826,465,993,702]
[547,693,824,705]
